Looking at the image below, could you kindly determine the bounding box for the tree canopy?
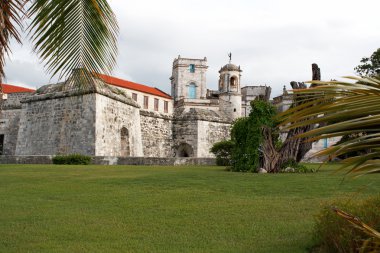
[354,48,380,77]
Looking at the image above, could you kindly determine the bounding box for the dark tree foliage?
[210,140,235,166]
[229,100,276,172]
[354,48,380,77]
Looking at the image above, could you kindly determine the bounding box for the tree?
[230,100,277,172]
[280,76,380,175]
[0,0,118,87]
[354,48,380,77]
[261,64,323,173]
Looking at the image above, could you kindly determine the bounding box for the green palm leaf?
[28,0,118,85]
[0,0,25,83]
[279,76,380,176]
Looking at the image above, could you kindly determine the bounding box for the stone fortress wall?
[0,55,279,160]
[15,93,97,156]
[0,92,31,155]
[140,111,173,157]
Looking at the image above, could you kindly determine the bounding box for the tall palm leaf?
[28,0,119,85]
[0,0,25,83]
[279,76,380,176]
[0,0,118,89]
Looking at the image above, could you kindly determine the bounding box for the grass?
[0,164,379,253]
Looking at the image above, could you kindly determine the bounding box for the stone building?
[0,56,272,158]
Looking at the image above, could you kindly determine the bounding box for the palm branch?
[279,76,380,176]
[28,0,119,86]
[332,207,380,252]
[0,0,25,83]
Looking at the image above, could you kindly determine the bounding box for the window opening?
[144,96,149,109]
[154,98,159,111]
[188,83,196,99]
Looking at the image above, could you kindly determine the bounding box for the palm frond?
[0,0,25,82]
[332,207,380,253]
[28,0,119,86]
[279,76,380,176]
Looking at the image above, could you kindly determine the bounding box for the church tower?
[218,55,242,120]
[170,56,208,101]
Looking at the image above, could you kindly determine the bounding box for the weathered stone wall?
[172,118,198,157]
[0,109,22,155]
[15,93,96,155]
[219,93,242,121]
[197,120,231,157]
[172,108,232,158]
[140,111,173,157]
[3,92,32,109]
[241,86,271,116]
[95,93,143,156]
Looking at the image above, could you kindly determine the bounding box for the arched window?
[188,83,196,99]
[176,143,194,157]
[230,76,237,87]
[120,127,130,157]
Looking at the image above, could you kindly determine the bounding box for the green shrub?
[52,154,92,165]
[280,159,316,173]
[311,195,380,253]
[210,140,234,166]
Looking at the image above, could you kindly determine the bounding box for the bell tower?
[218,53,242,120]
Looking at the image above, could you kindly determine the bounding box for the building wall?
[0,109,22,155]
[140,111,173,157]
[172,119,198,157]
[302,137,341,162]
[0,92,32,155]
[116,87,173,115]
[3,92,33,109]
[197,120,231,157]
[241,86,271,116]
[16,93,96,155]
[95,93,143,157]
[219,93,242,120]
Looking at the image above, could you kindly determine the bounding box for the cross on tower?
[228,52,232,63]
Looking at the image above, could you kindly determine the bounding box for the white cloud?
[4,0,380,97]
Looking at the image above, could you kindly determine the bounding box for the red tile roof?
[98,74,172,99]
[2,84,35,94]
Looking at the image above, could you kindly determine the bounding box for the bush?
[210,140,234,166]
[311,195,380,253]
[280,159,316,173]
[52,154,92,165]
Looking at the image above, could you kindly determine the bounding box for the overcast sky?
[4,0,380,97]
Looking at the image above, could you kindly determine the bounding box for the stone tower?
[170,56,208,101]
[218,61,242,120]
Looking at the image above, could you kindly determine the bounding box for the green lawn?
[0,164,379,253]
